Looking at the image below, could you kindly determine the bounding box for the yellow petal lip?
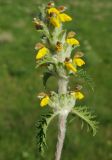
[48,7,60,15]
[73,58,85,67]
[40,96,50,107]
[65,62,77,73]
[71,91,84,100]
[66,38,80,46]
[59,13,72,22]
[50,17,60,28]
[36,47,49,60]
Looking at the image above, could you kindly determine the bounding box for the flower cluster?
[34,2,98,156]
[34,2,86,108]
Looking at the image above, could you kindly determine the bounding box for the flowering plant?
[33,1,98,160]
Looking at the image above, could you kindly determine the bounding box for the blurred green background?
[0,0,112,159]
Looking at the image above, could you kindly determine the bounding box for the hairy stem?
[55,78,68,160]
[55,113,68,160]
[58,78,68,94]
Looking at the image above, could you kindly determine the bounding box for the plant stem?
[55,113,68,160]
[55,78,68,160]
[58,78,68,94]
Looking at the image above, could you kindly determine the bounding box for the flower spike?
[33,1,98,158]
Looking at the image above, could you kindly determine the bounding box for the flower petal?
[50,17,60,28]
[40,96,50,107]
[59,13,72,22]
[66,38,79,46]
[48,7,60,15]
[36,47,49,60]
[73,58,85,67]
[71,91,84,100]
[65,62,77,73]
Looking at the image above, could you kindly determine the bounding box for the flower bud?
[57,6,67,12]
[67,31,76,38]
[37,92,47,99]
[75,85,83,91]
[35,43,44,50]
[33,18,43,30]
[74,51,84,58]
[47,1,55,8]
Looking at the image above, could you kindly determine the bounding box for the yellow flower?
[71,91,84,100]
[50,17,60,28]
[36,47,49,60]
[65,62,77,73]
[48,7,60,15]
[59,13,72,22]
[73,57,85,67]
[66,38,79,46]
[40,96,50,107]
[48,8,72,28]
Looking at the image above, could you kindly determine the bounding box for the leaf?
[36,56,56,69]
[36,112,59,154]
[43,72,53,88]
[72,106,98,136]
[77,69,94,91]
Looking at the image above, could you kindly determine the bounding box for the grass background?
[0,0,112,159]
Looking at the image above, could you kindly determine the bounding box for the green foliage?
[77,69,94,91]
[0,0,111,159]
[43,71,53,88]
[36,112,58,154]
[36,56,56,68]
[72,106,98,136]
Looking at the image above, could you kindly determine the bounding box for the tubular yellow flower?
[71,91,84,100]
[65,62,77,73]
[50,17,60,28]
[59,13,72,22]
[40,95,50,107]
[73,57,85,67]
[36,47,49,60]
[66,38,79,46]
[48,7,60,15]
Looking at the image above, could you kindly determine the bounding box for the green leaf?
[72,106,98,136]
[77,69,94,91]
[43,72,53,88]
[36,56,56,69]
[36,112,58,154]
